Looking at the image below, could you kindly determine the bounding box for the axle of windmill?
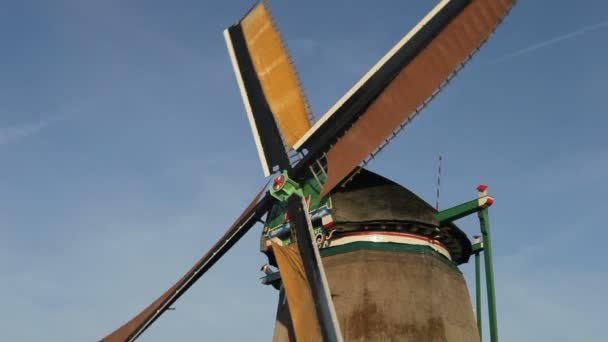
[261,169,497,342]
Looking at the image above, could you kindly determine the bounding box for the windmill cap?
[477,184,488,192]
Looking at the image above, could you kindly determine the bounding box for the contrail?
[491,19,608,64]
[0,119,52,146]
[0,114,72,146]
[0,100,88,147]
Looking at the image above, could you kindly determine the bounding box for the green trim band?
[320,241,462,274]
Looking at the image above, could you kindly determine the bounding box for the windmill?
[101,1,516,341]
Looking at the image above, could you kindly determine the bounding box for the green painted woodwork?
[475,252,482,341]
[269,171,304,201]
[435,195,498,342]
[266,175,328,227]
[436,198,484,225]
[264,173,332,246]
[478,208,498,342]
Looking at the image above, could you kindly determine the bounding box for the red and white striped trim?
[478,195,494,208]
[477,185,494,208]
[327,231,452,260]
[322,215,335,228]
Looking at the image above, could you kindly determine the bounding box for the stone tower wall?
[272,249,479,342]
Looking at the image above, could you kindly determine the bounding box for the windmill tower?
[264,170,480,341]
[100,1,515,341]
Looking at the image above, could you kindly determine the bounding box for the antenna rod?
[436,154,442,210]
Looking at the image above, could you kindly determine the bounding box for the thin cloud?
[491,19,608,64]
[0,120,49,145]
[0,115,66,146]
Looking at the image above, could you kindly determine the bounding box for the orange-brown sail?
[320,0,515,196]
[239,2,311,149]
[100,187,269,342]
[271,242,322,342]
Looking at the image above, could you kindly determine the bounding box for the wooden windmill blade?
[100,187,272,342]
[224,1,312,177]
[291,0,516,196]
[284,194,343,342]
[224,3,344,339]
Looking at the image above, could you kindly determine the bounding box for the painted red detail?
[477,184,488,192]
[473,235,481,239]
[485,197,494,207]
[339,231,449,251]
[322,221,336,229]
[273,175,285,190]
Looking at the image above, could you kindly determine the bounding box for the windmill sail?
[285,195,343,342]
[271,242,322,341]
[224,2,312,176]
[100,187,272,342]
[290,0,516,196]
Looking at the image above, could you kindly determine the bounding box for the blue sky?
[1,0,606,341]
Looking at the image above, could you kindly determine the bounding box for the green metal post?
[472,235,484,341]
[478,208,498,342]
[435,185,496,341]
[475,251,482,341]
